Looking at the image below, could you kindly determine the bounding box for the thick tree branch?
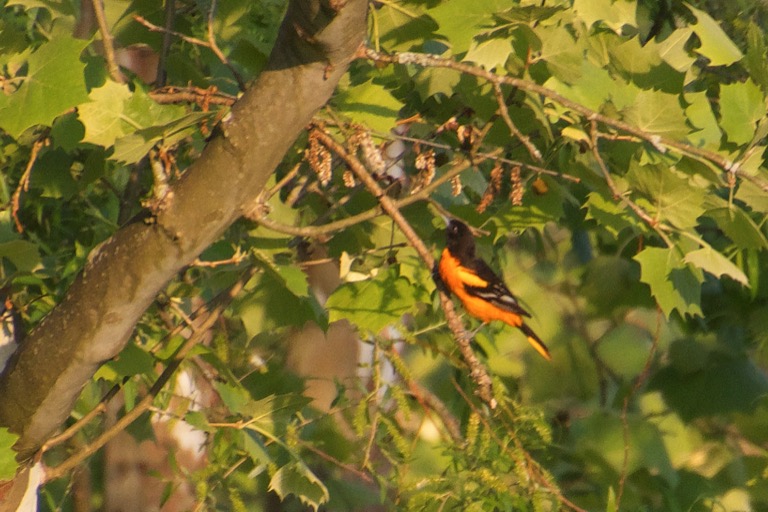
[0,0,367,489]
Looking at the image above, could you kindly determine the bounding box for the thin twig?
[247,150,488,237]
[41,382,124,452]
[149,86,236,106]
[588,121,674,247]
[616,307,662,509]
[365,49,768,192]
[12,138,46,233]
[385,345,462,442]
[91,0,124,83]
[389,133,580,183]
[42,268,255,482]
[157,0,175,86]
[192,251,247,268]
[299,441,374,483]
[207,0,246,91]
[312,127,497,409]
[492,82,541,162]
[134,15,211,48]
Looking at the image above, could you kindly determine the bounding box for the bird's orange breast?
[438,249,523,327]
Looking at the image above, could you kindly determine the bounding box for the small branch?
[41,382,124,452]
[366,48,768,192]
[12,138,47,233]
[134,15,211,49]
[616,307,662,510]
[156,0,175,86]
[366,50,722,166]
[385,345,462,443]
[247,149,482,236]
[148,85,236,106]
[492,82,541,162]
[299,441,374,483]
[134,4,247,92]
[42,268,255,482]
[589,121,674,247]
[312,127,497,409]
[91,0,124,83]
[192,250,247,268]
[207,0,246,91]
[389,133,580,183]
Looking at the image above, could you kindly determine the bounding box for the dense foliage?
[0,0,767,510]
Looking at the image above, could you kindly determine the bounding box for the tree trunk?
[0,0,367,508]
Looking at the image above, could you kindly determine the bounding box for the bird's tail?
[519,322,552,361]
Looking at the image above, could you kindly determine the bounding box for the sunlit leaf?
[622,90,689,139]
[0,429,19,480]
[718,80,765,145]
[0,37,89,138]
[269,462,329,511]
[683,247,749,286]
[326,270,425,335]
[634,247,702,317]
[687,3,743,66]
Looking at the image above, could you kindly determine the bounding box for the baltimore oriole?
[435,220,552,361]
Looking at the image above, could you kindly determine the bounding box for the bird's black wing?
[464,257,531,317]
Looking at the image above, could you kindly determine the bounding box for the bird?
[434,219,552,361]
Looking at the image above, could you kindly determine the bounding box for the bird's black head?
[445,219,476,259]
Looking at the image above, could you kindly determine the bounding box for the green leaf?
[683,247,748,286]
[707,207,768,251]
[625,162,706,229]
[51,112,86,152]
[718,80,765,145]
[269,462,329,511]
[651,352,768,420]
[493,178,565,231]
[94,342,155,382]
[0,240,40,272]
[545,61,639,112]
[374,4,437,52]
[572,411,677,485]
[585,191,641,237]
[634,247,702,317]
[655,27,696,72]
[622,90,689,139]
[6,0,74,18]
[745,22,768,92]
[79,84,191,157]
[463,38,513,71]
[0,37,89,138]
[243,430,272,467]
[609,36,661,76]
[596,323,653,378]
[573,0,636,33]
[538,25,583,83]
[326,270,424,335]
[334,79,402,133]
[413,67,461,101]
[77,81,134,147]
[429,0,509,54]
[0,428,19,480]
[684,91,722,149]
[736,180,768,214]
[686,3,743,66]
